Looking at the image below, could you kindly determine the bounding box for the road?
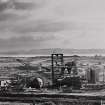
[0,91,104,105]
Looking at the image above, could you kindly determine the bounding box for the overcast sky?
[0,0,105,51]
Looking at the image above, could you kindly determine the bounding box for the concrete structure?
[86,68,99,84]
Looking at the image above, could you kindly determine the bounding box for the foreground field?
[0,102,31,105]
[0,55,104,105]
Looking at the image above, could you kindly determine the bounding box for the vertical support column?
[32,101,36,105]
[51,54,64,86]
[51,54,54,85]
[61,54,64,65]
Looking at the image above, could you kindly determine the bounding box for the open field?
[0,55,104,76]
[0,55,105,84]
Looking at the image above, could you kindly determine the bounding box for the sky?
[0,0,105,51]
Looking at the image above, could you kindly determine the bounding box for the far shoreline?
[0,53,104,57]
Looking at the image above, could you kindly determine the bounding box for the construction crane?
[51,53,81,89]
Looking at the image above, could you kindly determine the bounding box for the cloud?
[0,0,43,11]
[0,0,105,50]
[12,20,68,34]
[0,0,46,21]
[13,0,45,10]
[0,35,56,51]
[11,1,37,10]
[0,12,21,21]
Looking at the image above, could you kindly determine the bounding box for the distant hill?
[29,49,105,54]
[0,48,105,56]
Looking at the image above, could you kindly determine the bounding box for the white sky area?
[0,0,105,51]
